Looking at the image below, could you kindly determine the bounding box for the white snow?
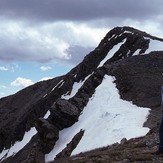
[73,74,77,78]
[58,81,64,88]
[98,39,126,68]
[43,93,47,98]
[133,49,141,56]
[44,110,50,119]
[117,31,133,38]
[61,82,82,100]
[45,75,150,162]
[0,109,50,161]
[0,127,37,161]
[145,38,163,53]
[61,75,91,100]
[50,80,64,93]
[108,34,116,41]
[126,50,131,57]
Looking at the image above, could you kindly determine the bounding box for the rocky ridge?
[1,26,163,162]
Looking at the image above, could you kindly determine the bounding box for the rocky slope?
[51,52,163,163]
[1,26,163,163]
[51,128,160,163]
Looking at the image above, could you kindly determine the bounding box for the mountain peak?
[107,26,162,39]
[1,26,163,163]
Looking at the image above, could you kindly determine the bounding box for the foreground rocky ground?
[51,121,162,163]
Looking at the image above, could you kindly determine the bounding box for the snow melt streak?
[0,127,37,161]
[61,75,91,100]
[98,39,126,68]
[45,75,150,162]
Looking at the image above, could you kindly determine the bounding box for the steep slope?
[50,52,163,163]
[46,74,150,162]
[1,26,163,163]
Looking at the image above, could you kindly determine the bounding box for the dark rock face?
[55,129,85,160]
[0,76,64,153]
[36,118,59,154]
[48,99,80,130]
[1,26,163,162]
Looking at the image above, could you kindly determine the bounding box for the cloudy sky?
[0,0,163,98]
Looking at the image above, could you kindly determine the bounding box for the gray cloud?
[0,0,163,98]
[0,21,106,64]
[0,0,163,66]
[0,22,70,63]
[66,45,94,64]
[0,0,162,23]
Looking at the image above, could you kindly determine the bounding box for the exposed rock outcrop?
[48,99,80,130]
[52,128,160,163]
[1,26,163,162]
[36,118,59,154]
[55,129,85,160]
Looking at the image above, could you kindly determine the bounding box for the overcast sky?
[0,0,163,98]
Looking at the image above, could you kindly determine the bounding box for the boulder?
[48,99,80,130]
[36,118,59,154]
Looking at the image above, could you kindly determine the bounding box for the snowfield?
[45,75,150,162]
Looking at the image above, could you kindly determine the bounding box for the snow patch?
[73,74,77,78]
[98,39,126,68]
[0,127,37,161]
[43,93,47,98]
[58,81,64,88]
[126,50,131,57]
[44,110,50,119]
[145,38,163,53]
[45,75,150,162]
[133,49,141,56]
[61,75,90,100]
[50,80,64,93]
[118,31,133,38]
[108,34,116,41]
